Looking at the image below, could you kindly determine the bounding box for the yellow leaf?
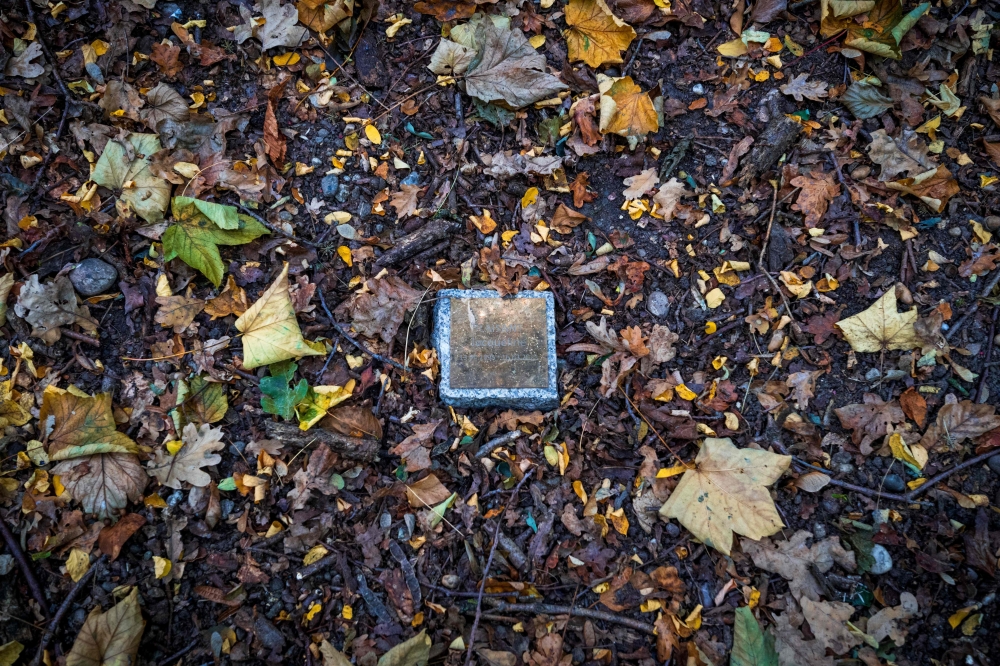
[342,605,353,620]
[469,209,497,234]
[304,544,329,565]
[717,37,748,57]
[659,437,791,555]
[521,187,539,208]
[657,464,688,478]
[235,263,324,369]
[165,439,183,455]
[529,34,546,48]
[153,556,172,579]
[950,606,975,629]
[640,599,662,612]
[573,480,588,503]
[66,548,91,582]
[304,602,322,621]
[273,52,300,66]
[0,640,24,666]
[600,76,659,139]
[712,356,728,370]
[835,286,918,352]
[365,124,382,144]
[337,245,352,266]
[563,0,636,68]
[888,432,926,469]
[784,35,804,56]
[41,386,139,461]
[675,384,698,401]
[705,287,725,308]
[608,506,629,535]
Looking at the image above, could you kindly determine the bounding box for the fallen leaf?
[659,437,791,555]
[899,386,926,428]
[98,513,147,561]
[390,184,422,219]
[791,171,839,227]
[867,129,930,182]
[0,641,24,666]
[376,630,431,666]
[835,287,918,352]
[835,393,906,455]
[155,294,205,333]
[780,73,829,102]
[148,423,225,489]
[66,588,145,666]
[42,386,139,461]
[4,42,45,78]
[54,453,147,520]
[260,360,309,420]
[140,83,190,131]
[750,0,788,23]
[786,370,823,410]
[463,21,567,108]
[564,0,637,68]
[389,421,440,472]
[886,165,960,214]
[178,374,228,425]
[622,168,659,199]
[264,100,286,165]
[803,310,840,344]
[13,275,98,345]
[867,592,918,645]
[742,530,856,602]
[484,152,563,178]
[731,606,779,666]
[551,204,588,234]
[150,42,184,77]
[653,178,689,220]
[821,0,929,59]
[842,82,894,120]
[406,473,452,507]
[600,76,659,139]
[257,0,308,49]
[205,275,249,318]
[334,275,423,343]
[91,133,171,223]
[297,0,352,33]
[919,399,1000,450]
[772,612,831,666]
[801,597,863,655]
[427,39,476,76]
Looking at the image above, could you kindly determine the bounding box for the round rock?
[870,544,893,575]
[882,473,905,493]
[69,258,117,296]
[647,290,670,318]
[987,453,1000,475]
[321,174,340,197]
[985,215,1000,231]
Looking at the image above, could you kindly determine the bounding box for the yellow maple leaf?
[599,76,659,139]
[564,0,636,68]
[659,437,791,555]
[834,286,918,353]
[235,263,325,369]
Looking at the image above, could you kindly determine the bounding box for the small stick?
[473,430,522,459]
[22,0,71,98]
[788,457,919,504]
[31,556,107,666]
[236,204,320,248]
[61,330,100,347]
[905,449,999,501]
[976,306,999,403]
[946,269,1000,341]
[295,553,337,581]
[0,515,48,616]
[463,469,534,666]
[155,638,201,666]
[484,602,656,635]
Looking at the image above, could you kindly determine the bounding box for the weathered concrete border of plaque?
[432,289,558,410]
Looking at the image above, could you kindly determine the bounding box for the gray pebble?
[883,473,906,493]
[220,499,234,519]
[870,544,893,574]
[665,522,681,537]
[357,201,373,219]
[647,291,669,317]
[69,258,117,296]
[985,215,1000,231]
[822,498,840,513]
[835,463,855,475]
[692,83,705,95]
[865,367,881,381]
[321,174,340,197]
[335,184,351,203]
[813,523,827,539]
[949,226,963,237]
[987,453,1000,475]
[166,490,184,507]
[851,165,871,180]
[994,334,1000,348]
[401,171,421,186]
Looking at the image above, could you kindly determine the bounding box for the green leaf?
[841,82,894,120]
[179,375,228,425]
[163,204,268,287]
[218,477,237,491]
[890,2,930,45]
[91,133,171,223]
[260,361,309,420]
[172,196,240,229]
[376,631,431,666]
[0,641,24,666]
[731,607,778,666]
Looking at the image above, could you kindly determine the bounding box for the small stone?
[883,473,906,493]
[870,544,893,575]
[949,226,963,237]
[987,453,1000,474]
[835,463,855,475]
[813,523,827,539]
[692,83,705,94]
[441,574,460,589]
[647,291,670,318]
[321,174,339,196]
[69,258,117,296]
[994,334,1000,348]
[851,165,871,180]
[665,522,681,537]
[865,367,881,381]
[985,215,1000,231]
[401,172,421,186]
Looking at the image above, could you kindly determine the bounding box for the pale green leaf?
[91,133,171,223]
[731,607,779,666]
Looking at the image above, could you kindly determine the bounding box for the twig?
[296,553,337,581]
[236,204,320,248]
[788,457,920,504]
[946,269,1000,341]
[0,514,48,616]
[473,430,522,459]
[22,0,71,99]
[905,449,999,501]
[976,306,999,403]
[463,469,534,666]
[61,330,100,347]
[30,556,107,666]
[756,184,797,320]
[484,602,656,636]
[155,638,201,666]
[828,151,862,245]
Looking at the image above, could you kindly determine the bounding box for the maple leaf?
[886,165,961,213]
[780,73,829,102]
[389,184,422,219]
[296,0,352,33]
[804,310,840,344]
[622,167,658,200]
[462,21,567,108]
[652,178,689,220]
[786,370,823,410]
[867,592,918,645]
[150,42,184,77]
[742,530,856,602]
[564,0,637,68]
[835,393,905,455]
[599,76,659,139]
[835,287,918,352]
[148,423,225,489]
[334,275,423,343]
[155,294,206,334]
[13,275,98,345]
[235,263,324,369]
[659,437,791,555]
[791,171,839,228]
[66,588,145,666]
[919,398,1000,451]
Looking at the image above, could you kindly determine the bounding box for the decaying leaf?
[742,530,856,602]
[257,0,308,49]
[462,21,566,108]
[867,592,918,645]
[659,438,791,555]
[334,275,423,343]
[800,597,863,655]
[14,275,98,345]
[599,76,660,139]
[919,399,1000,450]
[66,588,145,666]
[235,263,324,369]
[780,73,829,102]
[886,165,960,214]
[141,83,190,130]
[835,287,918,352]
[835,393,905,455]
[91,133,171,223]
[842,82,894,120]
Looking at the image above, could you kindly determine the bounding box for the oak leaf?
[599,76,659,139]
[742,530,856,602]
[66,588,145,666]
[235,263,324,369]
[835,393,905,455]
[257,0,307,49]
[791,171,839,228]
[622,167,658,199]
[659,437,791,555]
[835,287,918,352]
[150,42,184,77]
[652,178,689,220]
[801,597,862,655]
[148,423,225,489]
[780,73,829,102]
[334,275,423,343]
[564,0,637,68]
[389,184,422,219]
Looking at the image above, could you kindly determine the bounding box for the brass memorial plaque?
[448,297,549,389]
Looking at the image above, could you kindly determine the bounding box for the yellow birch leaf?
[563,0,636,68]
[675,384,698,401]
[835,286,918,353]
[365,124,382,144]
[304,544,329,565]
[659,437,791,555]
[337,246,353,266]
[235,263,324,369]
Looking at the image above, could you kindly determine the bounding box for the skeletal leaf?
[835,287,918,352]
[235,263,324,369]
[659,438,791,555]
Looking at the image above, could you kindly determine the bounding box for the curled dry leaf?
[659,437,791,555]
[886,165,960,214]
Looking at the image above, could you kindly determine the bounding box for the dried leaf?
[919,400,1000,450]
[600,76,659,139]
[622,168,659,199]
[742,530,856,602]
[257,0,308,49]
[659,438,791,555]
[428,39,476,76]
[148,423,225,489]
[835,287,918,352]
[835,393,905,455]
[140,83,190,131]
[886,165,960,214]
[390,184,422,219]
[780,73,829,102]
[334,275,423,343]
[564,0,637,68]
[463,22,567,108]
[791,171,839,228]
[66,588,145,666]
[867,592,918,645]
[13,275,98,345]
[155,294,205,333]
[801,597,862,655]
[652,178,689,220]
[4,42,45,78]
[91,133,171,223]
[264,100,286,165]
